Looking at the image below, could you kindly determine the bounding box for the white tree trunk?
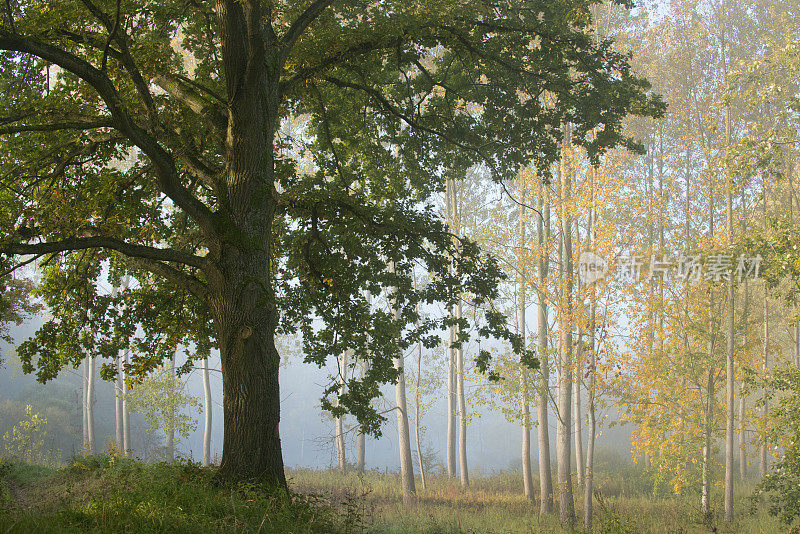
[445,176,457,479]
[335,350,349,474]
[415,338,426,490]
[557,124,575,526]
[357,358,368,474]
[166,353,175,463]
[537,178,553,514]
[122,348,131,457]
[86,352,96,453]
[82,355,89,450]
[203,356,212,467]
[455,301,469,488]
[115,354,124,451]
[389,261,416,504]
[516,189,533,500]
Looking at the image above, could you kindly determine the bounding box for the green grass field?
[0,455,791,533]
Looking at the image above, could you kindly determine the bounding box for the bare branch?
[0,118,113,134]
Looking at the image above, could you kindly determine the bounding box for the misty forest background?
[3,0,800,532]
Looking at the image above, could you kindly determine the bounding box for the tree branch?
[0,118,113,134]
[0,30,218,238]
[0,236,206,269]
[153,75,227,136]
[281,0,335,61]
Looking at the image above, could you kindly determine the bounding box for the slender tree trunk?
[335,350,348,474]
[723,32,735,519]
[115,353,124,450]
[583,169,597,530]
[203,356,212,467]
[122,348,131,457]
[86,352,96,453]
[82,355,89,451]
[357,358,368,474]
[738,382,746,480]
[415,338,426,490]
[445,176,457,479]
[537,178,553,514]
[573,328,584,487]
[456,300,469,488]
[517,180,534,500]
[389,261,416,503]
[166,353,176,463]
[557,124,575,527]
[518,273,534,500]
[761,291,769,478]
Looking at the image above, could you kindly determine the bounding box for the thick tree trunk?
[203,357,212,467]
[537,179,553,514]
[557,125,575,526]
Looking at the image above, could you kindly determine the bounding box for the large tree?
[0,0,661,485]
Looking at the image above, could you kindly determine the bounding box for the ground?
[0,455,791,533]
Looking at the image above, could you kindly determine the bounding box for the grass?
[287,467,788,534]
[0,455,353,533]
[0,454,791,533]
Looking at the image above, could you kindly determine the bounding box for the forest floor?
[0,454,792,533]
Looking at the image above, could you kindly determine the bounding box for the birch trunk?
[456,300,469,488]
[86,352,96,453]
[445,176,457,479]
[537,178,553,514]
[357,358,368,474]
[166,353,176,463]
[738,382,746,480]
[115,354,124,450]
[82,355,89,451]
[557,125,575,526]
[517,179,533,500]
[122,348,131,456]
[761,178,769,478]
[389,261,416,503]
[415,338,426,490]
[335,350,349,474]
[583,168,596,530]
[203,356,212,467]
